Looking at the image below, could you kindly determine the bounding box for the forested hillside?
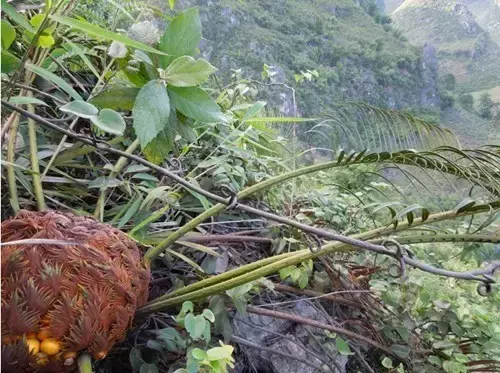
[180,0,441,116]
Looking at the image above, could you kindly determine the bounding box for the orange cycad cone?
[1,210,150,372]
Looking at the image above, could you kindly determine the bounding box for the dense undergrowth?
[1,1,499,373]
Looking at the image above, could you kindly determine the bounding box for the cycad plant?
[1,2,499,373]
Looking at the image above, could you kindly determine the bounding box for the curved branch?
[139,231,499,314]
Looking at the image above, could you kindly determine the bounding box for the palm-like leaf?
[307,103,460,152]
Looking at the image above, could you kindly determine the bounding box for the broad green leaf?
[129,347,143,372]
[30,14,56,34]
[191,348,207,361]
[164,56,216,87]
[91,109,126,135]
[168,86,225,123]
[134,50,153,65]
[390,344,410,359]
[381,357,393,368]
[191,315,207,339]
[90,86,140,111]
[1,21,16,50]
[8,96,48,106]
[177,122,197,143]
[1,0,35,32]
[45,0,52,13]
[139,364,159,373]
[335,337,353,355]
[159,7,201,67]
[26,63,83,100]
[433,340,456,349]
[24,14,56,48]
[184,312,195,334]
[185,314,207,340]
[428,356,441,366]
[143,110,177,164]
[133,80,170,148]
[1,50,20,73]
[207,346,234,361]
[131,173,158,182]
[180,301,194,315]
[143,128,174,164]
[202,309,215,323]
[59,101,98,118]
[23,30,55,48]
[50,15,168,56]
[168,0,176,10]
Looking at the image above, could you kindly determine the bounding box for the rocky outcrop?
[175,0,441,116]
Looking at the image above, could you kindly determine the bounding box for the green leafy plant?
[176,343,235,373]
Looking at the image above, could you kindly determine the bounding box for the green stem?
[6,112,20,212]
[139,209,496,313]
[77,353,93,373]
[139,232,498,314]
[27,91,46,210]
[94,139,140,220]
[144,158,345,262]
[144,147,498,262]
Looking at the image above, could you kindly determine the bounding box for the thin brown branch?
[182,234,272,244]
[230,335,326,371]
[270,283,367,309]
[245,305,400,360]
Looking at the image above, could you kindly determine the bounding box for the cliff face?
[176,0,441,116]
[391,0,500,92]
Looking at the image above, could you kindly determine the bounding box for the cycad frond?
[337,146,500,196]
[309,103,459,152]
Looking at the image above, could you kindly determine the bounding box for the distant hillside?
[464,0,500,45]
[176,0,441,117]
[392,0,500,92]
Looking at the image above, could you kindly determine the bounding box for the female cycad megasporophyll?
[1,210,151,372]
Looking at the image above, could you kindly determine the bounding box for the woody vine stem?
[3,101,499,310]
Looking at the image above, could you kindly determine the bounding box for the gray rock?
[231,301,348,373]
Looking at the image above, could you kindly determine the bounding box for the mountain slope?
[391,0,500,92]
[178,0,441,116]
